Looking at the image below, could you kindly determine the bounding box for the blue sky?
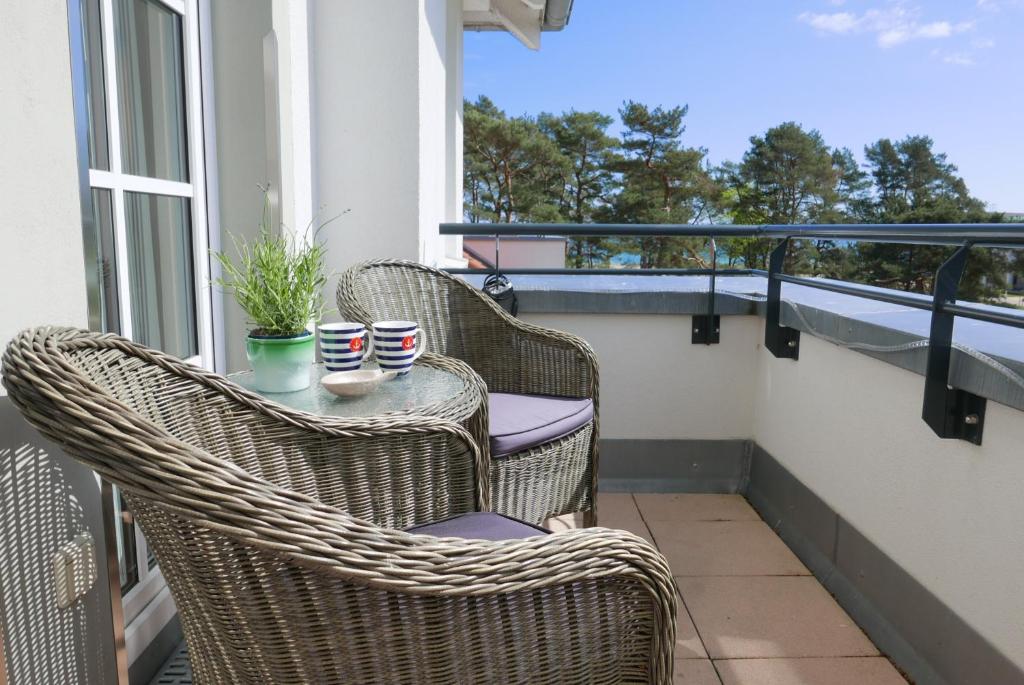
[464,0,1024,212]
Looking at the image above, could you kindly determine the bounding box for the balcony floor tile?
[677,576,879,659]
[595,492,654,544]
[713,657,907,685]
[675,588,709,659]
[649,521,809,576]
[635,493,760,522]
[675,658,722,685]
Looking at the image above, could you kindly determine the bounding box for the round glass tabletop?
[229,361,470,419]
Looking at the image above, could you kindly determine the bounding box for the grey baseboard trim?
[129,614,182,685]
[746,444,1024,685]
[598,438,750,493]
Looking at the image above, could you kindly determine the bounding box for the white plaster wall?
[272,0,315,241]
[311,1,422,272]
[0,0,87,356]
[520,313,760,439]
[209,0,273,372]
[311,0,460,289]
[0,3,119,683]
[752,333,1024,670]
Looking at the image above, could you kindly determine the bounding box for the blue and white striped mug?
[371,320,427,375]
[319,322,373,372]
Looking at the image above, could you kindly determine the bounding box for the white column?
[310,0,463,280]
[271,0,315,242]
[444,0,467,266]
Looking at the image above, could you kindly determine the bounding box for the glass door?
[74,0,213,651]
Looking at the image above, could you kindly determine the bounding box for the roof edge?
[542,0,573,30]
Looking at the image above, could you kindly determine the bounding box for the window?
[74,0,212,634]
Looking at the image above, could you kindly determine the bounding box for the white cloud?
[942,51,976,66]
[916,21,954,38]
[976,0,1021,11]
[800,11,859,33]
[798,6,975,48]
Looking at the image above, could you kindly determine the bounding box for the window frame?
[69,0,216,662]
[89,0,214,369]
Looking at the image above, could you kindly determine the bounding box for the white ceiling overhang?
[463,0,552,50]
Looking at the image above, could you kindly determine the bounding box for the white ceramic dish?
[320,369,396,398]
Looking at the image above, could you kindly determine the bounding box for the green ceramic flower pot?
[245,331,315,393]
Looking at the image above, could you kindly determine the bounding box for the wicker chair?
[2,328,674,684]
[338,259,600,526]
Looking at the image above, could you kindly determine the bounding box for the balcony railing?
[441,222,1024,445]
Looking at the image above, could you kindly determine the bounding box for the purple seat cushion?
[406,512,550,540]
[488,392,594,457]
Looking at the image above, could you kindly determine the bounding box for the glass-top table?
[230,360,479,421]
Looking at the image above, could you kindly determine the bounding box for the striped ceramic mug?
[319,322,373,372]
[371,320,427,375]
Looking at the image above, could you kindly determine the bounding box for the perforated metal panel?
[148,643,192,685]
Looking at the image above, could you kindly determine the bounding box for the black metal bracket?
[765,238,800,359]
[693,237,721,345]
[922,243,987,444]
[692,315,720,344]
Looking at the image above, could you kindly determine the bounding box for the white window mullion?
[112,187,134,340]
[100,0,134,340]
[150,0,186,17]
[100,0,122,176]
[90,169,194,197]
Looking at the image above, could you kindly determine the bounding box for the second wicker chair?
[338,259,600,526]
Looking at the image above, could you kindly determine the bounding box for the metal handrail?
[442,221,1024,444]
[441,222,1024,246]
[443,222,1024,331]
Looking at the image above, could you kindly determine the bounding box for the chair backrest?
[337,260,514,369]
[0,328,477,682]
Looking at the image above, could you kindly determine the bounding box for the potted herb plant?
[213,206,329,393]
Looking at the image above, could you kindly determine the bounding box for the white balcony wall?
[753,333,1024,671]
[0,1,119,683]
[520,314,760,439]
[525,307,1024,673]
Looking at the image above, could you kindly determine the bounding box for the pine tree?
[604,102,721,269]
[852,136,1007,301]
[538,110,619,267]
[463,96,568,223]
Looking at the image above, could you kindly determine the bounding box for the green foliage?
[213,199,330,337]
[719,123,870,273]
[463,96,568,223]
[850,135,1007,300]
[538,110,618,267]
[463,96,1017,304]
[604,102,723,269]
